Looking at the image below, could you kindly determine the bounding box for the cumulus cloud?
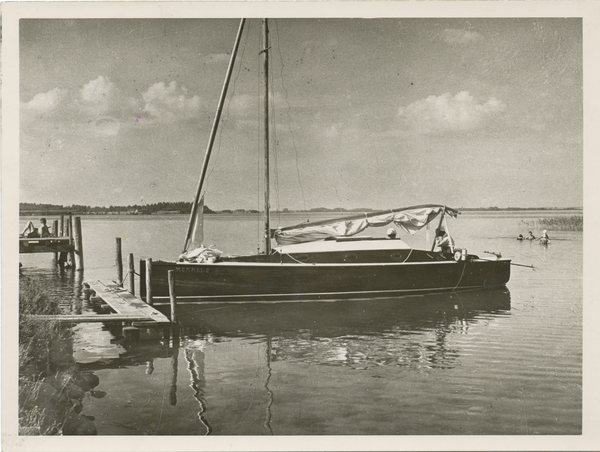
[141,81,200,123]
[79,76,116,115]
[21,87,68,114]
[398,91,505,134]
[439,29,483,46]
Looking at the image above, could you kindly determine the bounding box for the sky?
[18,17,583,210]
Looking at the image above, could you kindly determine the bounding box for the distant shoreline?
[19,203,583,217]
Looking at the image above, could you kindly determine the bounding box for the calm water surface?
[19,212,582,435]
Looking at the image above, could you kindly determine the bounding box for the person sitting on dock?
[435,228,454,254]
[525,231,536,240]
[20,218,50,238]
[386,228,397,239]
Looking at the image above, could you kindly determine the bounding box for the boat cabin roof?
[274,237,412,254]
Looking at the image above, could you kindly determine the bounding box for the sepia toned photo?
[2,2,599,451]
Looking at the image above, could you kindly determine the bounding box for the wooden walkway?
[31,281,171,324]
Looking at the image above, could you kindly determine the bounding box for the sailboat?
[140,19,511,304]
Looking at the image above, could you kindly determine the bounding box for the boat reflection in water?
[80,288,510,435]
[90,287,511,372]
[174,288,511,371]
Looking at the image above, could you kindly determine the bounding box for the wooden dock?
[20,213,83,270]
[19,237,74,254]
[31,281,171,324]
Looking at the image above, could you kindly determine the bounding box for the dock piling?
[168,270,178,323]
[67,214,75,267]
[115,238,123,286]
[127,253,135,295]
[73,216,84,271]
[145,258,153,306]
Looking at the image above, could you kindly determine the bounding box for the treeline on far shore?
[19,202,583,217]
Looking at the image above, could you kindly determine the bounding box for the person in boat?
[386,228,397,239]
[517,234,524,241]
[435,228,454,254]
[20,218,50,238]
[525,231,536,240]
[539,230,550,243]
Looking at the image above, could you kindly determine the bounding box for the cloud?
[203,53,231,64]
[21,87,69,115]
[228,94,255,116]
[79,76,116,115]
[94,117,120,136]
[141,81,201,123]
[398,91,506,134]
[439,29,483,46]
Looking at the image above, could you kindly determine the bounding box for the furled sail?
[184,195,205,253]
[180,196,223,263]
[273,205,458,245]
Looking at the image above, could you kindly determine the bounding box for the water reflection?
[20,266,514,434]
[183,348,211,435]
[78,288,510,375]
[175,289,511,371]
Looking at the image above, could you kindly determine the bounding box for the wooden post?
[127,253,135,295]
[146,258,153,306]
[52,219,59,265]
[59,215,65,236]
[73,216,84,271]
[115,238,123,286]
[123,326,140,343]
[67,216,75,267]
[83,283,92,302]
[168,270,177,323]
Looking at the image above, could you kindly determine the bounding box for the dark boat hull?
[140,256,511,304]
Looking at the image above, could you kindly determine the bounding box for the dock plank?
[87,281,171,323]
[30,314,145,323]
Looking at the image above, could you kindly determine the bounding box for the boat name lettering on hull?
[176,267,210,274]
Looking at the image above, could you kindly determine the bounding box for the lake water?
[18,211,583,435]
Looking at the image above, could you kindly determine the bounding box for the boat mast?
[183,19,246,252]
[261,19,271,254]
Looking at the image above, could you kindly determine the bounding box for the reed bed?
[19,279,87,435]
[521,215,583,232]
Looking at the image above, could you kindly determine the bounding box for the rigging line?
[282,252,313,265]
[205,22,251,194]
[401,248,414,263]
[269,24,281,225]
[452,260,468,292]
[273,20,308,216]
[256,22,263,252]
